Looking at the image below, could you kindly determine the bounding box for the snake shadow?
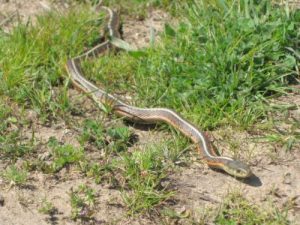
[123,120,158,131]
[211,168,262,187]
[121,120,158,147]
[241,173,262,187]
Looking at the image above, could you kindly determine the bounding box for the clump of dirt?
[0,0,52,32]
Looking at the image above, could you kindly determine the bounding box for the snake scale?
[66,6,252,178]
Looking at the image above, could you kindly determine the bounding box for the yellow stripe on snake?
[66,6,252,178]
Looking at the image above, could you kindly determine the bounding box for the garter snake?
[66,6,252,178]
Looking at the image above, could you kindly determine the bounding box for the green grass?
[120,145,173,214]
[1,165,28,186]
[256,103,300,151]
[83,0,298,129]
[0,6,104,122]
[79,119,134,152]
[69,184,97,221]
[79,122,136,185]
[83,144,173,215]
[24,137,86,173]
[79,119,106,148]
[0,99,35,159]
[38,198,56,215]
[47,137,85,172]
[215,192,289,225]
[78,120,174,213]
[1,1,298,129]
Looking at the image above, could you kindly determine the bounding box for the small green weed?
[1,165,28,186]
[69,184,97,221]
[0,131,34,159]
[262,130,299,152]
[38,198,56,215]
[79,123,134,184]
[0,100,35,159]
[107,126,133,152]
[0,100,11,132]
[79,119,105,148]
[79,119,133,153]
[49,138,85,172]
[80,161,116,185]
[120,145,173,214]
[254,102,300,151]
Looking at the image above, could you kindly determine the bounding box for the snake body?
[66,6,252,178]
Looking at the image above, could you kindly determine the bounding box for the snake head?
[222,160,252,178]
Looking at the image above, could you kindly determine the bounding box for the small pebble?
[283,172,292,185]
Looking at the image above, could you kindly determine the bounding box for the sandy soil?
[0,1,299,225]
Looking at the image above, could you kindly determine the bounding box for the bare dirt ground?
[0,1,299,225]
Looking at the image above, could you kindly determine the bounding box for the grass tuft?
[215,192,289,225]
[48,137,85,172]
[120,145,173,214]
[38,198,56,215]
[0,99,35,159]
[69,184,97,221]
[0,6,103,121]
[1,165,28,186]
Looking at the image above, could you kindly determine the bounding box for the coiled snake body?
[66,6,252,178]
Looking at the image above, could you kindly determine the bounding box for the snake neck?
[100,6,121,39]
[199,150,233,168]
